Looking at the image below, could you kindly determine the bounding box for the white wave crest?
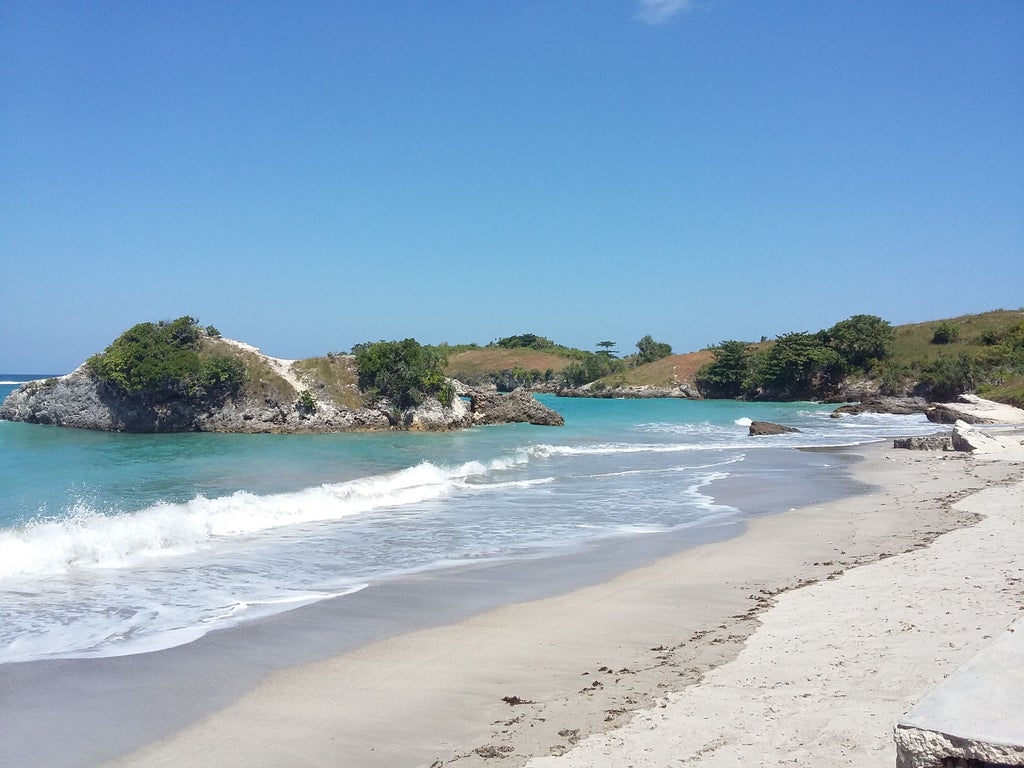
[529,442,715,458]
[0,460,501,580]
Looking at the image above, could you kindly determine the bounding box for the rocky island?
[0,318,563,433]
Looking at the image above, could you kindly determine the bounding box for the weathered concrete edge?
[895,618,1024,767]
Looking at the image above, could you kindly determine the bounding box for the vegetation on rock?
[41,308,1024,425]
[353,339,454,415]
[86,316,244,401]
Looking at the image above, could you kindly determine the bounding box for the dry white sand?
[529,452,1024,767]
[102,442,1024,768]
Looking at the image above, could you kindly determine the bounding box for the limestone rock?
[405,396,473,431]
[556,384,696,399]
[927,394,1024,425]
[895,724,1024,768]
[951,420,1012,453]
[468,388,564,426]
[1,366,480,434]
[893,436,952,451]
[831,397,930,418]
[748,421,800,436]
[896,618,1024,767]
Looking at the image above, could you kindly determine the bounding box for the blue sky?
[2,1,1022,372]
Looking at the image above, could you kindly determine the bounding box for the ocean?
[0,375,940,666]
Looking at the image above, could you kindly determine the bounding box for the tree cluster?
[491,333,560,351]
[86,316,244,401]
[561,351,623,387]
[634,334,673,365]
[696,315,895,400]
[353,339,454,417]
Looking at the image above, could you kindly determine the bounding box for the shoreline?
[4,438,1022,767]
[1,445,855,768]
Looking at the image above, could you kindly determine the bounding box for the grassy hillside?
[886,309,1024,406]
[684,308,1023,405]
[292,354,363,409]
[889,309,1024,365]
[596,350,714,388]
[441,309,1024,404]
[445,348,574,380]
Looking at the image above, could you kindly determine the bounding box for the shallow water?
[0,379,940,663]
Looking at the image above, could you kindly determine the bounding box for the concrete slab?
[895,618,1024,767]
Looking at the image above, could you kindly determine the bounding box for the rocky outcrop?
[926,394,1024,425]
[748,421,800,436]
[893,436,952,451]
[896,618,1024,768]
[831,397,931,418]
[0,367,395,433]
[557,384,698,399]
[1,358,562,434]
[950,420,1018,453]
[466,387,565,426]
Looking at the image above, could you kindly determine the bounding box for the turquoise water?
[0,377,939,663]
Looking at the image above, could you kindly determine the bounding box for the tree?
[822,314,894,371]
[695,341,751,398]
[353,339,453,416]
[596,340,618,358]
[753,332,843,397]
[562,351,623,387]
[635,335,673,365]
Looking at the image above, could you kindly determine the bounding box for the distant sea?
[0,375,940,664]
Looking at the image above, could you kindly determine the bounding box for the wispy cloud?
[636,0,695,25]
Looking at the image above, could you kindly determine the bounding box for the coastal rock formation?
[895,617,1024,768]
[0,366,395,433]
[557,384,697,399]
[951,420,1016,454]
[748,421,800,436]
[831,397,930,418]
[893,436,952,451]
[466,387,565,426]
[926,394,1024,425]
[0,349,563,434]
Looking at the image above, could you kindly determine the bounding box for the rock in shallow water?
[748,421,800,436]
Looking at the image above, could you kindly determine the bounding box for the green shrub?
[353,339,451,414]
[296,389,317,413]
[87,316,243,400]
[873,360,912,396]
[931,322,960,344]
[917,352,977,400]
[561,351,624,387]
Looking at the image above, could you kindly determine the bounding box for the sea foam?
[0,460,504,580]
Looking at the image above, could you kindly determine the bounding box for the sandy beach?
[35,435,1010,768]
